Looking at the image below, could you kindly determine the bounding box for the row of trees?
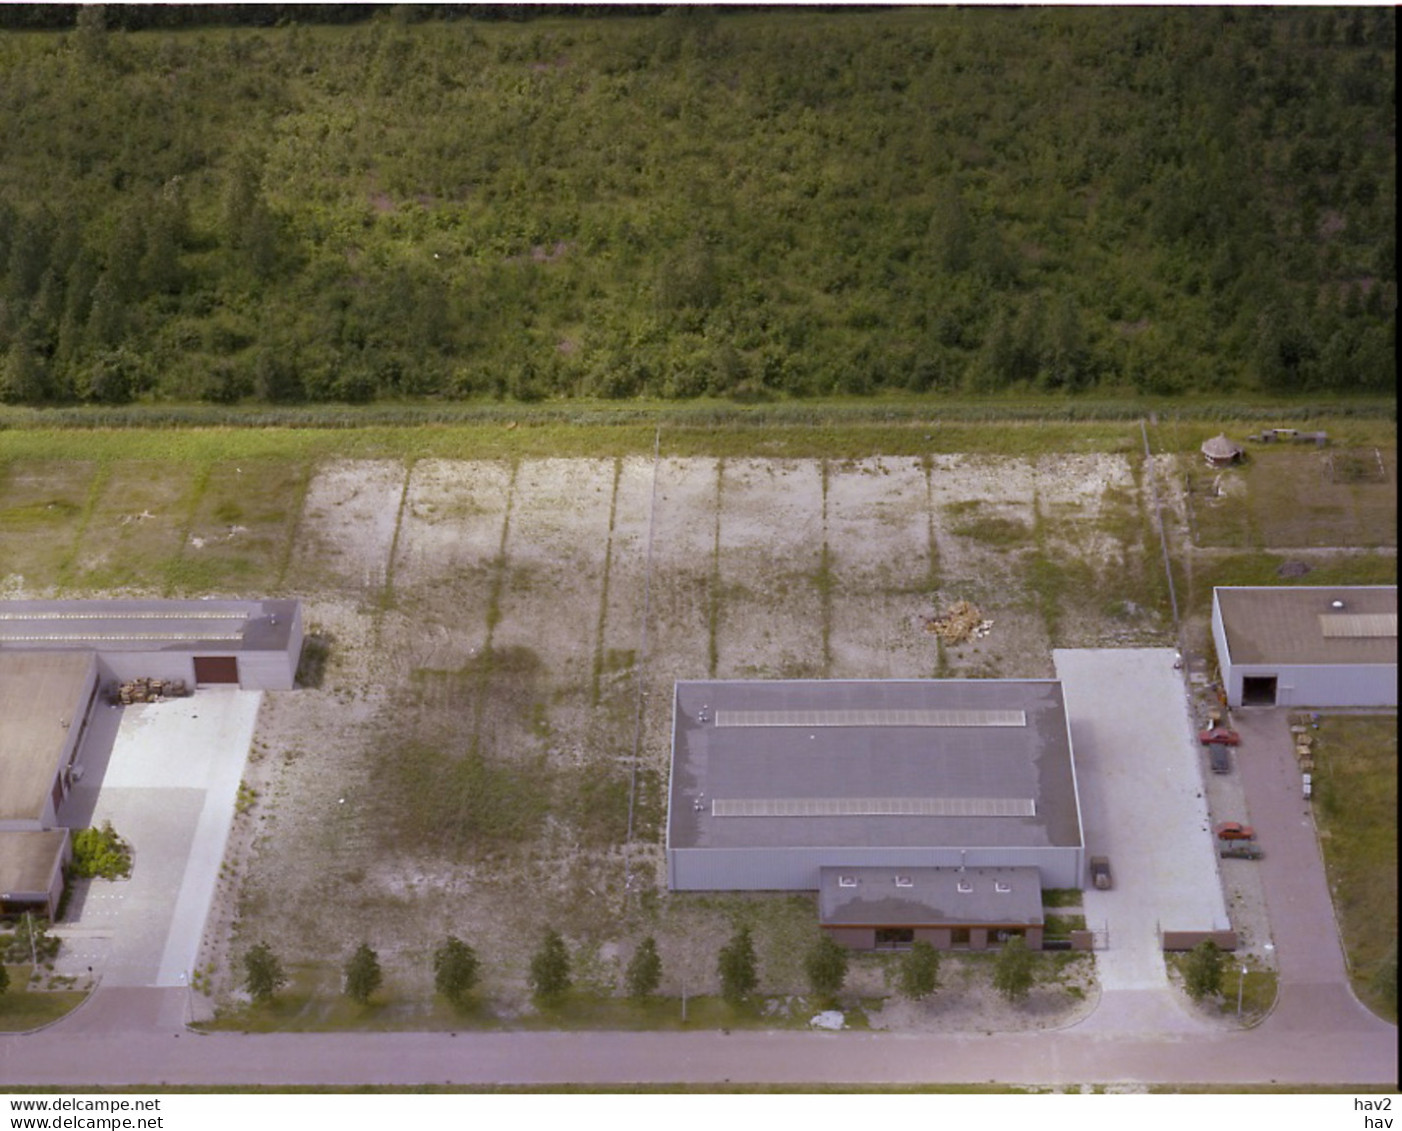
[239,927,1042,1009]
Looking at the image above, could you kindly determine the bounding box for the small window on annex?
[874,928,915,949]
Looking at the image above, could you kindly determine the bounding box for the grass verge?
[0,973,88,1032]
[1310,714,1398,1023]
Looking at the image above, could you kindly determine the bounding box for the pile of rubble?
[921,600,993,644]
[112,677,189,704]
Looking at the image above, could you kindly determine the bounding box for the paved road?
[0,993,1393,1087]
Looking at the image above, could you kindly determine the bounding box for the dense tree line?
[0,7,1393,406]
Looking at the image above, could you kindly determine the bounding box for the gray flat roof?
[0,599,299,656]
[1215,586,1397,666]
[0,652,94,823]
[819,865,1043,927]
[0,829,68,897]
[669,680,1081,852]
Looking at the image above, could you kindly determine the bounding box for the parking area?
[55,690,261,988]
[1054,649,1230,991]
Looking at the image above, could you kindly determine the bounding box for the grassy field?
[1310,715,1398,1022]
[1,410,1395,1024]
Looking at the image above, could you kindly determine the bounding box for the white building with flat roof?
[1212,586,1397,708]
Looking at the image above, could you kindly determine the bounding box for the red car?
[1215,821,1256,841]
[1199,727,1241,746]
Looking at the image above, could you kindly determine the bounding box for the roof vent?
[1331,599,1346,610]
[994,881,1012,893]
[956,879,973,894]
[838,875,857,888]
[894,875,913,888]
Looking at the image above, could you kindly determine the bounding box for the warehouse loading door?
[194,656,239,684]
[1242,675,1277,706]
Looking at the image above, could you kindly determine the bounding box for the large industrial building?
[667,679,1084,950]
[1212,586,1397,708]
[0,599,302,917]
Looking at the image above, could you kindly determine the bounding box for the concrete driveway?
[1054,650,1228,995]
[55,690,261,988]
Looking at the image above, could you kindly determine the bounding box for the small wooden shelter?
[1201,433,1244,467]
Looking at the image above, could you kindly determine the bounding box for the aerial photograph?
[0,2,1395,1112]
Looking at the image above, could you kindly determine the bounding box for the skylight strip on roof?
[1318,613,1397,638]
[0,632,246,642]
[711,797,1036,818]
[713,709,1026,728]
[0,611,247,621]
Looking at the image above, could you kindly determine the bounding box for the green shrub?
[69,821,133,880]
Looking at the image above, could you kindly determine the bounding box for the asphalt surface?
[1230,707,1380,1035]
[0,1000,1393,1087]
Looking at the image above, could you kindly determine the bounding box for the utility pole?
[24,911,37,967]
[1236,965,1247,1018]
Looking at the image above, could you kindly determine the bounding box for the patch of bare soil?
[860,953,1099,1033]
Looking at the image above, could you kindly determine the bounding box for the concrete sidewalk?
[55,691,261,988]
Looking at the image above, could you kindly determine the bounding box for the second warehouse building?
[667,679,1085,950]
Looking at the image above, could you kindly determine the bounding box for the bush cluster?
[69,821,133,880]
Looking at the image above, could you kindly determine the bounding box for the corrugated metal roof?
[1215,587,1398,666]
[1318,613,1397,638]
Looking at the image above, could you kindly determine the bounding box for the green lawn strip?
[1311,715,1398,1023]
[1163,953,1278,1025]
[1,405,1392,463]
[1,397,1393,434]
[0,972,87,1032]
[1187,553,1398,603]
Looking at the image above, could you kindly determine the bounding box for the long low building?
[0,598,303,691]
[667,679,1084,947]
[1212,586,1397,708]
